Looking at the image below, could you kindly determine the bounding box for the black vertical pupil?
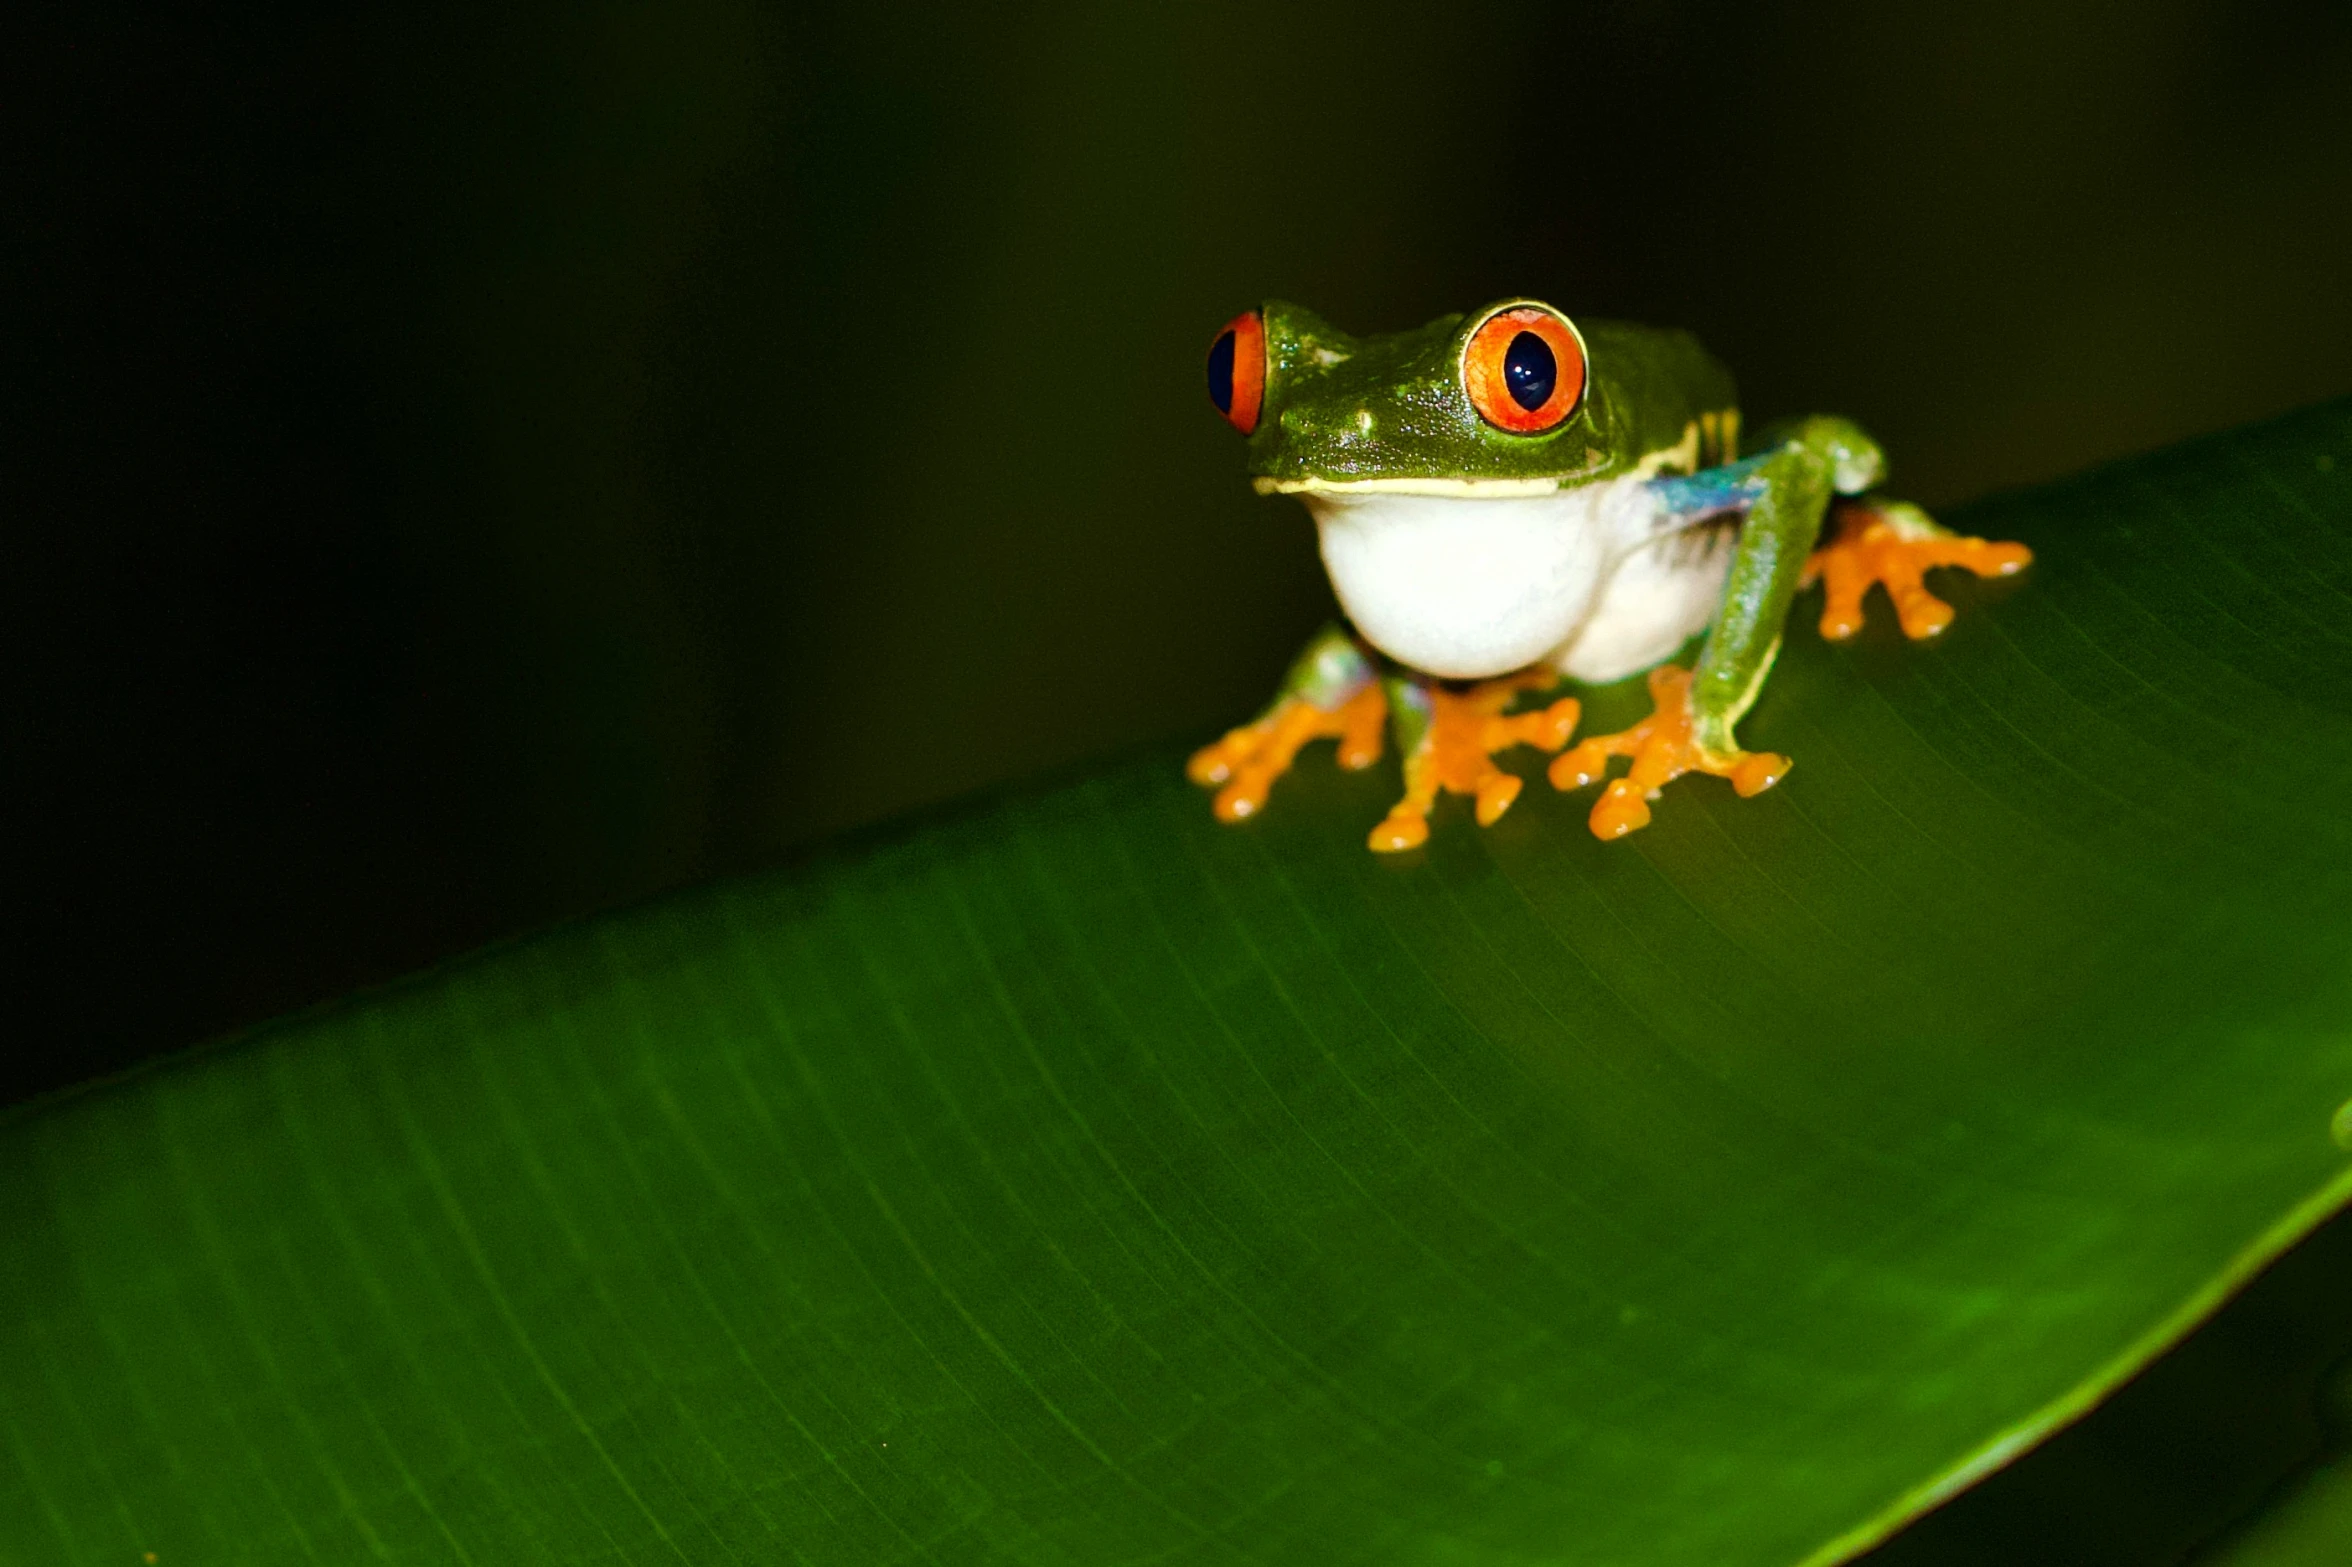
[1207,330,1237,414]
[1504,331,1556,411]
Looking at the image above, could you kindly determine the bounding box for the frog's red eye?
[1207,310,1265,434]
[1463,305,1586,434]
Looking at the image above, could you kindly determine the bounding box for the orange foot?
[1369,673,1582,852]
[1806,497,2033,641]
[1547,665,1789,840]
[1189,681,1387,822]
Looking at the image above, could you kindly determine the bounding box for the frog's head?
[1204,299,1638,679]
[1206,298,1620,495]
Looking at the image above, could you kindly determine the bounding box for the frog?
[1188,299,2031,850]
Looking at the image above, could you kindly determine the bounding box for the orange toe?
[1368,671,1579,853]
[1547,665,1790,840]
[1191,681,1387,823]
[1806,499,2031,642]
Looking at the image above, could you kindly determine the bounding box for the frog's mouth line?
[1251,431,1705,500]
[1252,475,1566,499]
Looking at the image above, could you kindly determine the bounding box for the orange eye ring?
[1462,305,1586,434]
[1207,310,1266,434]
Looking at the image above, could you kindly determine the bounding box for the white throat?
[1303,476,1656,680]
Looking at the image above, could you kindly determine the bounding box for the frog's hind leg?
[1807,496,2032,641]
[1190,623,1387,822]
[1369,671,1581,852]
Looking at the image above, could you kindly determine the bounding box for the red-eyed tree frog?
[1190,299,2032,850]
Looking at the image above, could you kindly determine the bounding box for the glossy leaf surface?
[7,403,2352,1566]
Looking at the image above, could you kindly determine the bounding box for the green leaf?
[8,402,2352,1567]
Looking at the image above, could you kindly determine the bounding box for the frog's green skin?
[1246,300,1740,492]
[1241,298,1890,766]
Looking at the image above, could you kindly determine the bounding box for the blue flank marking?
[1645,453,1773,527]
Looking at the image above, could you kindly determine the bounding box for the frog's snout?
[1270,404,1383,473]
[1279,403,1374,436]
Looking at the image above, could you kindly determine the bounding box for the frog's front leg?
[1189,623,1387,821]
[1552,417,2029,839]
[1550,416,1860,838]
[1368,670,1582,852]
[1550,665,1792,838]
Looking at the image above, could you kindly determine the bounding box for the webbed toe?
[1547,665,1789,840]
[1806,497,2031,641]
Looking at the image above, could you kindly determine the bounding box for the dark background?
[6,2,2352,1558]
[10,0,2350,1105]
